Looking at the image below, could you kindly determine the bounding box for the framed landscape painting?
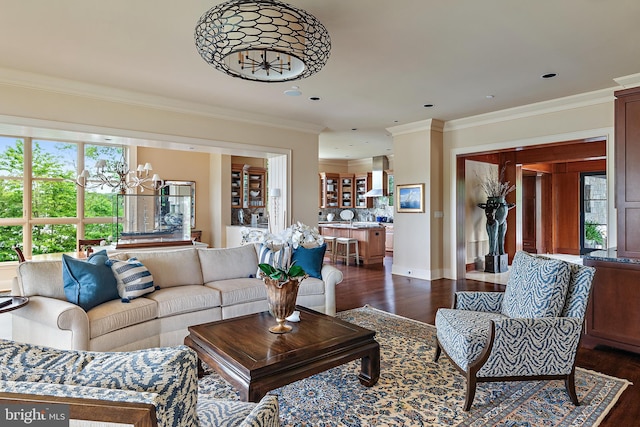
[396,183,425,213]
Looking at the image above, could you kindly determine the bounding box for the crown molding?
[614,72,640,89]
[0,67,325,135]
[443,87,614,132]
[386,118,444,137]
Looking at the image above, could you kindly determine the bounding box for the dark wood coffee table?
[184,306,380,402]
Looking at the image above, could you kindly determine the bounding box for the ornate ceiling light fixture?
[195,0,331,82]
[76,150,164,195]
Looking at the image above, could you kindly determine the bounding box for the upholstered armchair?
[434,251,595,411]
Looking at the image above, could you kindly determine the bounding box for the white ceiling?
[1,0,639,160]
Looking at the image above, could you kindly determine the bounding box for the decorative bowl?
[250,190,260,197]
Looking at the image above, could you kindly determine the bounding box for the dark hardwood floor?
[333,255,640,426]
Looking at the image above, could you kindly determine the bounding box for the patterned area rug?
[198,306,630,426]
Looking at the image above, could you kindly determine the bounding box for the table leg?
[358,342,380,386]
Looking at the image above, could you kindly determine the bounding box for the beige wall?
[137,146,211,244]
[0,83,321,250]
[389,120,443,280]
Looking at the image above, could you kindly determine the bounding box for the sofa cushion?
[16,261,65,299]
[145,285,222,318]
[291,244,327,279]
[62,250,119,311]
[88,297,158,339]
[199,245,259,282]
[435,308,507,371]
[501,251,571,318]
[125,248,204,288]
[205,278,266,307]
[107,258,157,302]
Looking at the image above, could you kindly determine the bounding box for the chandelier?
[76,151,164,195]
[194,0,331,82]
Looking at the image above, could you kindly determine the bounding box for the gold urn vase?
[262,276,304,334]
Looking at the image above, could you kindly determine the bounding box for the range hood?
[364,156,389,197]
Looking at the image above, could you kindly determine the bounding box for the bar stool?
[334,237,360,266]
[323,236,336,263]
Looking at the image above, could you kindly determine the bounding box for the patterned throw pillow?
[256,244,291,278]
[501,251,571,318]
[106,258,157,302]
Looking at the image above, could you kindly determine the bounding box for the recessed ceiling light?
[309,96,320,101]
[541,73,557,79]
[104,137,112,141]
[486,95,495,99]
[351,128,357,131]
[284,86,302,96]
[423,104,434,108]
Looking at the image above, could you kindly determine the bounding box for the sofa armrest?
[479,317,584,377]
[11,296,90,350]
[0,380,159,427]
[240,394,280,427]
[321,264,343,316]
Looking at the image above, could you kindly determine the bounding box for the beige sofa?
[11,244,343,352]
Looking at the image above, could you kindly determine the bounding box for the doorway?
[580,172,607,255]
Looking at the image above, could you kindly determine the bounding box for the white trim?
[443,88,614,132]
[613,73,640,89]
[0,114,291,158]
[0,66,324,135]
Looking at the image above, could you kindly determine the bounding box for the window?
[0,136,119,261]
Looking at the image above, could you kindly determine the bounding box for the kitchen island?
[319,223,386,265]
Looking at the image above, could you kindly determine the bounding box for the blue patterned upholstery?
[434,251,595,411]
[197,395,280,427]
[0,340,198,427]
[501,251,571,318]
[0,340,279,427]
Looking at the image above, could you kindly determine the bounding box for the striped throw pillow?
[106,258,158,302]
[256,244,291,278]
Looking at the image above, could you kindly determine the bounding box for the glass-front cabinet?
[319,172,339,208]
[114,194,191,248]
[231,164,266,209]
[231,166,243,207]
[355,173,372,208]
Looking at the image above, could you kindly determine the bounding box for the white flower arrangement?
[240,222,324,249]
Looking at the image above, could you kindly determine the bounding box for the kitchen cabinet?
[231,165,243,207]
[232,164,266,208]
[319,225,386,265]
[339,174,354,208]
[319,172,340,208]
[355,173,373,208]
[615,87,640,258]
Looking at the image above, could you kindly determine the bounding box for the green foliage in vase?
[258,262,306,282]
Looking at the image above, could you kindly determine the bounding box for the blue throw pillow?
[291,243,327,279]
[62,250,119,311]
